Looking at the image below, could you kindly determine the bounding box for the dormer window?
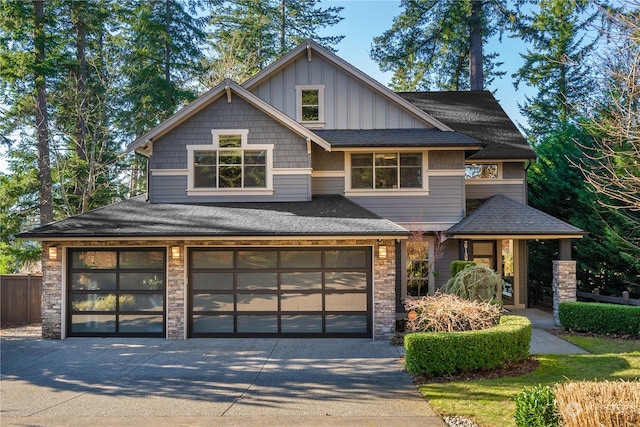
[296,85,324,126]
[187,130,273,195]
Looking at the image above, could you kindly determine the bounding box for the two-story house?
[20,40,584,340]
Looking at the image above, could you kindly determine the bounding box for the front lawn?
[417,335,640,427]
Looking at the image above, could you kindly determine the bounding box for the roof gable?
[242,40,453,131]
[127,79,332,155]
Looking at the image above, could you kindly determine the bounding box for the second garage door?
[188,247,372,337]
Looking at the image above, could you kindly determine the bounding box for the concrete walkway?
[0,338,446,427]
[509,308,589,355]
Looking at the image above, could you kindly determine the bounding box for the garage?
[67,248,166,337]
[188,247,372,337]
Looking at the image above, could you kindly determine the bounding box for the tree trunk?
[469,0,484,90]
[165,0,172,107]
[280,0,286,54]
[34,0,53,224]
[73,3,91,212]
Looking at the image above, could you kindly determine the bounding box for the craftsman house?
[20,40,584,340]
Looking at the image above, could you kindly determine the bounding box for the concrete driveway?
[0,338,445,426]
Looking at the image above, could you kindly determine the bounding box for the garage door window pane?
[193,294,234,311]
[237,272,277,290]
[119,251,164,269]
[71,251,117,269]
[71,294,116,311]
[192,250,234,269]
[281,293,322,311]
[281,272,322,290]
[71,272,116,291]
[281,315,322,333]
[237,294,277,311]
[193,315,234,333]
[325,250,367,268]
[237,315,277,333]
[120,273,164,290]
[325,272,367,290]
[119,315,163,333]
[325,293,367,311]
[237,251,277,269]
[71,314,116,333]
[192,272,233,290]
[281,251,321,268]
[326,315,367,333]
[119,294,163,311]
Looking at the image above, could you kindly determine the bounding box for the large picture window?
[351,152,422,189]
[67,248,166,337]
[187,130,273,194]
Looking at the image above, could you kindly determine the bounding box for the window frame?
[345,150,429,195]
[465,162,501,179]
[187,129,274,196]
[295,85,325,127]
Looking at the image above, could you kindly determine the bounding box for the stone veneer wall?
[41,238,397,340]
[552,260,577,326]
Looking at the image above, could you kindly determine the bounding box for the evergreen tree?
[370,0,513,91]
[206,0,343,83]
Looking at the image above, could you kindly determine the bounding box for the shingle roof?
[312,128,483,149]
[447,195,585,237]
[397,91,537,160]
[18,195,409,239]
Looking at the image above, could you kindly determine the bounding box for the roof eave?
[448,233,586,240]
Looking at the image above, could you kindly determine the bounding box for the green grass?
[559,334,640,354]
[418,336,640,427]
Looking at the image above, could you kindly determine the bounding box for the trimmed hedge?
[559,301,640,335]
[404,315,531,376]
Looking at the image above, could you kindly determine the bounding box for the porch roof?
[312,128,483,150]
[18,195,410,240]
[446,194,586,239]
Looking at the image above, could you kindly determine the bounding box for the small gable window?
[295,85,324,126]
[187,130,273,195]
[465,163,498,179]
[350,152,423,190]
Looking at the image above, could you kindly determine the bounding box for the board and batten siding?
[465,182,526,203]
[346,176,465,226]
[253,55,429,130]
[150,174,311,203]
[149,96,310,171]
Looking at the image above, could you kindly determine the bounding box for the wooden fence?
[0,274,42,324]
[577,288,640,306]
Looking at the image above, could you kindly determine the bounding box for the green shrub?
[450,261,476,278]
[443,265,502,302]
[514,384,560,427]
[404,315,531,376]
[559,302,640,336]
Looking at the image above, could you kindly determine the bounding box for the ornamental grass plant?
[555,380,640,427]
[405,293,502,333]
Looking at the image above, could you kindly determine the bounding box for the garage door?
[67,248,166,337]
[188,247,372,337]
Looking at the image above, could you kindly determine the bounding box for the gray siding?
[519,240,528,306]
[465,182,526,203]
[434,239,460,290]
[347,176,465,225]
[311,144,344,171]
[503,162,526,179]
[149,96,310,171]
[312,176,344,195]
[429,151,465,170]
[150,174,310,203]
[252,55,429,130]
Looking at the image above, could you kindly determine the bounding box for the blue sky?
[324,0,533,129]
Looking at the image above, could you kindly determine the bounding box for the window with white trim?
[350,152,423,189]
[295,85,324,125]
[187,130,273,193]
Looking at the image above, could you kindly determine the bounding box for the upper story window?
[350,152,423,189]
[187,130,273,194]
[295,85,324,126]
[465,163,498,179]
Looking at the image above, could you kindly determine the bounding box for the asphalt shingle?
[18,195,409,239]
[312,128,482,148]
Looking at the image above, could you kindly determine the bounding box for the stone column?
[166,244,186,339]
[41,243,63,339]
[373,240,396,340]
[552,260,577,326]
